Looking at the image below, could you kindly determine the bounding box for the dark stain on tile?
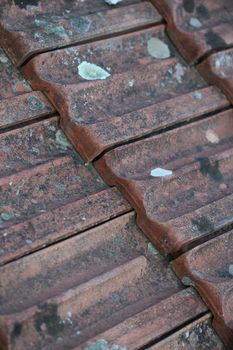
[198,157,223,183]
[14,0,39,9]
[182,0,195,13]
[196,5,210,20]
[35,303,64,338]
[11,322,23,341]
[205,30,226,50]
[192,216,214,233]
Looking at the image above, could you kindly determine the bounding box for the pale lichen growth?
[206,129,219,144]
[150,168,173,177]
[78,61,111,80]
[189,17,202,28]
[147,37,170,59]
[105,0,122,5]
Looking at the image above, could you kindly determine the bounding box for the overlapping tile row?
[0,2,231,349]
[149,314,224,350]
[150,0,233,64]
[0,0,161,67]
[197,48,233,105]
[172,230,233,348]
[0,211,208,350]
[0,116,130,265]
[0,47,55,129]
[23,24,230,161]
[96,109,233,256]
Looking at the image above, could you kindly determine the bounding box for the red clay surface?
[0,0,232,349]
[151,0,233,63]
[22,25,221,161]
[173,230,233,348]
[198,48,233,104]
[0,0,161,66]
[0,212,208,349]
[96,109,233,255]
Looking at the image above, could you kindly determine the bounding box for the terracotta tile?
[149,314,224,350]
[59,85,228,162]
[22,26,222,161]
[172,230,233,348]
[0,212,207,349]
[0,117,130,265]
[0,91,54,129]
[96,110,233,255]
[151,0,233,63]
[198,48,233,104]
[0,1,161,66]
[80,288,206,350]
[0,48,31,100]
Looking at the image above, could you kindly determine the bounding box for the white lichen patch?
[147,37,170,59]
[228,264,233,276]
[193,91,203,100]
[85,338,127,350]
[0,54,9,64]
[150,168,173,177]
[174,63,185,83]
[206,129,219,144]
[105,0,122,5]
[128,79,135,87]
[78,61,111,80]
[189,17,202,28]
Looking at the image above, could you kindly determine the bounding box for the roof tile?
[22,26,223,161]
[0,91,54,129]
[0,117,130,265]
[0,1,161,66]
[0,48,31,100]
[96,110,233,255]
[151,0,233,63]
[172,230,233,348]
[149,314,224,350]
[0,212,206,349]
[198,48,233,104]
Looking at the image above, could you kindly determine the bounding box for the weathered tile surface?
[96,110,233,255]
[149,314,224,350]
[0,212,207,350]
[0,48,31,100]
[22,26,228,161]
[0,117,130,265]
[173,230,233,348]
[0,0,161,66]
[0,91,54,129]
[198,48,233,104]
[151,0,233,63]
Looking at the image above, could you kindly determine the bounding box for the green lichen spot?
[27,95,45,111]
[1,212,15,221]
[147,242,159,256]
[56,130,72,149]
[78,61,111,81]
[44,24,69,39]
